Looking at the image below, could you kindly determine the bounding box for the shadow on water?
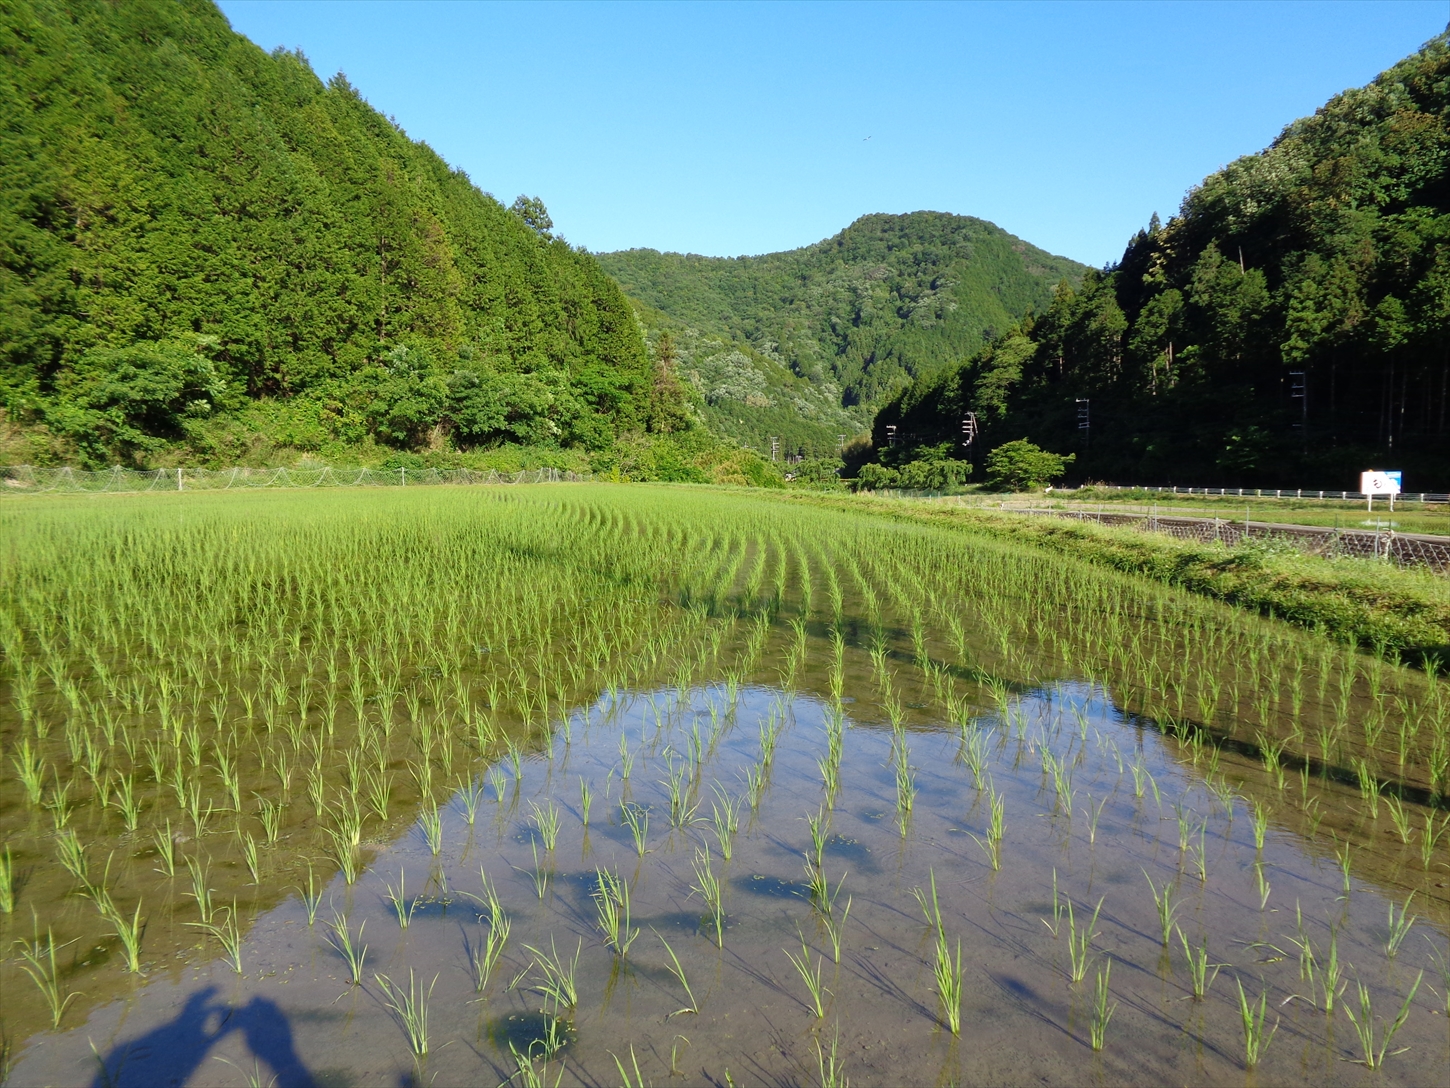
[92,986,316,1088]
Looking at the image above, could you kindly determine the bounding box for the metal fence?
[0,464,589,495]
[1092,483,1450,504]
[1013,506,1450,571]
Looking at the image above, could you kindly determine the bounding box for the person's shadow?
[92,986,316,1088]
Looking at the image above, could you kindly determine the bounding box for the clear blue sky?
[217,0,1446,267]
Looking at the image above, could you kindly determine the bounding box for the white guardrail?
[1091,483,1450,504]
[0,464,589,494]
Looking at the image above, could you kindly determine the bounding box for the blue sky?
[218,1,1446,266]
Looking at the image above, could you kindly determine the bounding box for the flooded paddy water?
[0,485,1446,1086]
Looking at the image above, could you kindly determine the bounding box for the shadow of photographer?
[92,986,315,1088]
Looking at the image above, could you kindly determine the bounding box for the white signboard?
[1361,470,1403,512]
[1360,471,1402,495]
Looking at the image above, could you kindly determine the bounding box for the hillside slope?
[874,33,1450,491]
[0,0,676,466]
[599,212,1088,413]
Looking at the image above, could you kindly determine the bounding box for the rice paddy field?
[0,483,1447,1087]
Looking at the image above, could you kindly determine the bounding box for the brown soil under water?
[7,669,1448,1088]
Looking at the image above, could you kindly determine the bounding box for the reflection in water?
[12,680,1449,1087]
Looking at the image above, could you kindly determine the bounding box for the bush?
[985,439,1074,491]
[855,457,970,492]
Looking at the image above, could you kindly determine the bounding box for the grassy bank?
[774,490,1450,665]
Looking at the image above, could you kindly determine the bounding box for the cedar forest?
[1,0,1447,489]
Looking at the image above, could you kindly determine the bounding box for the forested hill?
[875,33,1450,491]
[598,213,1088,412]
[0,0,676,467]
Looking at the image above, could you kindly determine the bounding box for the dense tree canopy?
[0,0,670,464]
[599,212,1086,412]
[873,33,1450,491]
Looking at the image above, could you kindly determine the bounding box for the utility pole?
[837,434,847,454]
[769,436,779,462]
[885,425,898,447]
[1290,370,1307,453]
[961,412,978,450]
[1076,399,1090,450]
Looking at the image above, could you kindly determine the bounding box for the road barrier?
[0,464,589,494]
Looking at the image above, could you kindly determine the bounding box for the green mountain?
[598,213,1089,434]
[0,0,687,468]
[875,33,1450,491]
[628,301,866,460]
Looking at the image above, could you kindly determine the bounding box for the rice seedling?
[1042,869,1064,938]
[1386,894,1417,958]
[189,903,244,975]
[375,969,437,1057]
[806,808,830,869]
[578,777,593,827]
[112,773,142,832]
[1143,871,1179,947]
[524,937,582,1010]
[1234,979,1278,1069]
[691,846,725,947]
[1320,926,1346,1014]
[1082,793,1108,844]
[593,867,638,957]
[239,831,261,884]
[1176,928,1220,1000]
[1385,796,1415,845]
[743,762,767,810]
[0,845,14,913]
[611,1046,647,1088]
[419,800,444,856]
[784,935,829,1018]
[465,911,510,994]
[969,785,1006,871]
[530,800,562,851]
[297,866,322,926]
[385,869,419,929]
[1089,958,1117,1051]
[820,883,853,964]
[459,776,486,827]
[1425,940,1450,1017]
[17,924,81,1028]
[1254,863,1272,910]
[933,933,965,1035]
[621,801,650,857]
[55,829,89,886]
[1343,972,1422,1069]
[327,912,368,985]
[184,855,215,923]
[815,1025,848,1088]
[708,786,741,861]
[322,827,361,884]
[1421,813,1447,870]
[152,820,177,877]
[1065,898,1103,985]
[656,933,699,1015]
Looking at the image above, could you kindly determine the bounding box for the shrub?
[985,439,1074,491]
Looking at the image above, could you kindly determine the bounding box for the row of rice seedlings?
[5,484,1444,1056]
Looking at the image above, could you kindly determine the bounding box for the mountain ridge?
[598,211,1088,422]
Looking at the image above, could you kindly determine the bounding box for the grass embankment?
[775,490,1450,665]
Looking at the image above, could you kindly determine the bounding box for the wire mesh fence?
[0,464,589,495]
[1014,506,1450,572]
